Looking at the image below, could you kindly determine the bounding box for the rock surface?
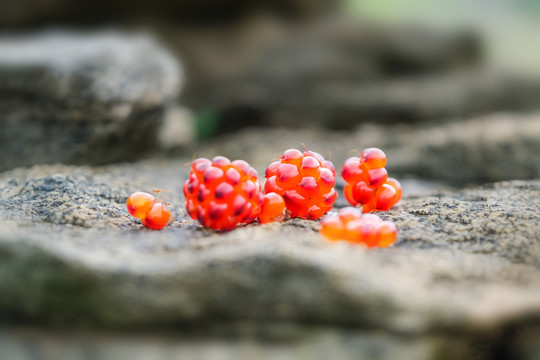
[0,162,539,337]
[199,111,540,186]
[0,0,339,28]
[176,17,540,131]
[0,324,499,360]
[0,31,182,171]
[193,70,540,130]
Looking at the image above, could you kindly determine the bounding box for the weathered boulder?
[180,19,506,131]
[0,162,539,338]
[0,0,340,28]
[199,112,540,186]
[192,70,540,130]
[0,324,506,360]
[0,31,182,171]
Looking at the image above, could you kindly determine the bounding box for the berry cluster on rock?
[320,207,397,247]
[183,156,264,231]
[135,145,401,248]
[126,192,171,230]
[342,148,402,212]
[264,148,337,220]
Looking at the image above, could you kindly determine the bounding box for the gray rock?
[0,162,539,338]
[0,0,340,28]
[198,112,540,186]
[175,17,540,130]
[194,70,540,129]
[0,31,182,171]
[0,324,483,360]
[181,19,502,130]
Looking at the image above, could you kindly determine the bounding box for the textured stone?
[199,112,540,186]
[194,70,540,130]
[0,31,182,171]
[0,163,539,335]
[181,20,502,130]
[0,325,478,360]
[176,18,540,130]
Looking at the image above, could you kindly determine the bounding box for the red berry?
[320,207,397,247]
[264,148,337,219]
[126,192,155,219]
[142,201,171,230]
[184,156,263,231]
[361,148,387,169]
[367,168,388,187]
[386,177,402,202]
[258,193,286,224]
[374,184,397,211]
[127,192,171,230]
[341,148,400,212]
[342,157,367,183]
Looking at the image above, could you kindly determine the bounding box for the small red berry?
[142,202,171,230]
[126,192,155,219]
[127,192,171,230]
[374,183,397,211]
[258,193,286,224]
[320,207,397,248]
[361,147,387,170]
[264,147,337,219]
[184,156,263,231]
[385,177,402,202]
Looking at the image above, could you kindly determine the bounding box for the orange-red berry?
[126,192,155,219]
[342,148,401,212]
[361,147,387,169]
[184,156,263,231]
[142,202,171,230]
[126,191,171,230]
[265,148,337,219]
[320,207,397,248]
[258,193,287,224]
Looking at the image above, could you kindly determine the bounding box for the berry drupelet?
[258,192,287,224]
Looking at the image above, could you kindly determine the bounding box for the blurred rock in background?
[0,0,341,27]
[1,0,539,175]
[0,31,181,171]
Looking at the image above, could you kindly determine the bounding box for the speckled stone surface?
[0,162,539,336]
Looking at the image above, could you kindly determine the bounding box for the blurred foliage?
[194,109,221,139]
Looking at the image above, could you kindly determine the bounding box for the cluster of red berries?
[183,156,265,231]
[342,148,402,213]
[126,146,401,248]
[265,148,337,219]
[126,191,171,230]
[320,207,397,248]
[182,148,336,230]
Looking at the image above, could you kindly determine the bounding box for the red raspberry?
[342,148,401,212]
[264,148,337,219]
[320,207,397,248]
[183,156,263,231]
